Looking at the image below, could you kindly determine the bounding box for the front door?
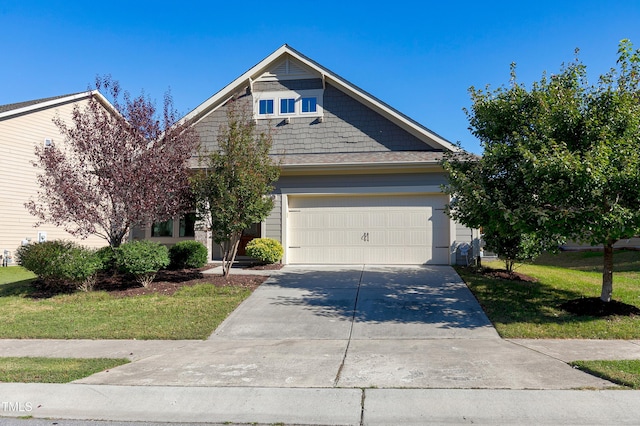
[238,222,262,256]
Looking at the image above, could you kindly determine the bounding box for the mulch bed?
[482,269,538,283]
[30,268,269,298]
[560,297,640,317]
[242,263,284,271]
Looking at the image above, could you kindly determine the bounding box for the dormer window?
[280,98,296,114]
[301,97,317,113]
[254,89,323,120]
[259,99,274,115]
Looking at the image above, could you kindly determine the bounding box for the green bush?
[95,246,117,272]
[245,238,283,264]
[117,241,169,287]
[169,240,208,269]
[15,240,102,292]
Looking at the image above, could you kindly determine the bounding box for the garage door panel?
[288,195,450,264]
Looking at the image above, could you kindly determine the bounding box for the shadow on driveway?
[218,265,499,339]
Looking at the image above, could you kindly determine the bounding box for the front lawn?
[571,359,640,389]
[458,250,640,339]
[0,357,129,383]
[0,267,262,339]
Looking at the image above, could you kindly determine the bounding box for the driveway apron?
[77,265,612,389]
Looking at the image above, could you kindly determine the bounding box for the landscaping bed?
[92,269,266,298]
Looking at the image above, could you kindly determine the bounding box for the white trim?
[281,194,290,264]
[0,91,113,120]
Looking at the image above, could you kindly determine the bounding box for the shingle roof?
[0,92,86,114]
[275,151,445,166]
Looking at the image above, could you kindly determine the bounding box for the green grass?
[0,267,252,339]
[0,357,129,383]
[0,266,36,285]
[570,360,640,389]
[459,250,640,339]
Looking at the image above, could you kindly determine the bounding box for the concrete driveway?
[78,265,612,389]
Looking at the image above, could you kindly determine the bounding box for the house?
[0,92,108,263]
[145,45,478,265]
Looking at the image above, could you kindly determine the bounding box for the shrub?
[117,241,169,287]
[169,240,208,269]
[245,238,283,264]
[15,240,102,292]
[95,246,117,272]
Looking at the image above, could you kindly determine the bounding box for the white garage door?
[287,194,450,264]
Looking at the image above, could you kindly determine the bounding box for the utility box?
[2,250,13,267]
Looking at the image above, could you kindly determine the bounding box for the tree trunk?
[221,232,241,278]
[505,258,514,273]
[600,241,615,302]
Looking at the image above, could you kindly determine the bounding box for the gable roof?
[183,45,459,153]
[0,91,113,120]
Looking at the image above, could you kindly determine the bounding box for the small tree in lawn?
[448,40,640,302]
[443,151,559,273]
[26,76,199,248]
[191,99,280,277]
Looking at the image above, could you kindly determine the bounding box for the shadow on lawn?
[0,279,37,298]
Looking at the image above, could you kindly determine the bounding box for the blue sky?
[2,1,640,154]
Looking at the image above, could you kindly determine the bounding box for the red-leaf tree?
[26,76,200,248]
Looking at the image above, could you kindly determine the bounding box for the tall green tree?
[191,100,280,277]
[445,40,640,301]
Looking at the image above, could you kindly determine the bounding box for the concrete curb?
[1,384,362,425]
[3,385,640,425]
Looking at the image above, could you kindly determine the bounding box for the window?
[259,99,274,115]
[301,97,317,113]
[151,219,173,237]
[179,213,196,237]
[280,98,295,114]
[254,89,323,119]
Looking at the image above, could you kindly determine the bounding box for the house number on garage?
[361,232,369,242]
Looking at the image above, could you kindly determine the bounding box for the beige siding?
[0,101,107,257]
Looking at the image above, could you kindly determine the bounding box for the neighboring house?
[561,239,640,251]
[0,92,108,263]
[148,45,479,265]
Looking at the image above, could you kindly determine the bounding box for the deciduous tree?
[442,150,557,272]
[191,99,280,277]
[445,40,640,301]
[27,76,199,248]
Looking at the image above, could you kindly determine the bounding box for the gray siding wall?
[265,194,282,242]
[254,79,323,91]
[194,82,435,155]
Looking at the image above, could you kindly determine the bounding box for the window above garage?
[254,89,323,120]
